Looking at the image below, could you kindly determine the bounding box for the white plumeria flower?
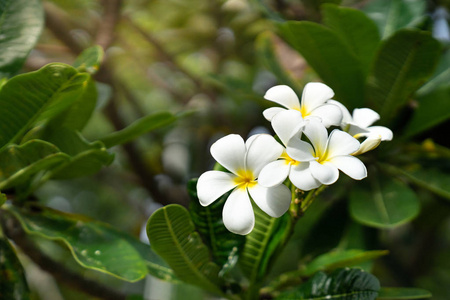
[263,83,343,127]
[197,134,291,235]
[258,110,321,191]
[286,119,367,186]
[328,100,393,155]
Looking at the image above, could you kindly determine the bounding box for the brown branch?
[0,212,127,300]
[95,0,123,50]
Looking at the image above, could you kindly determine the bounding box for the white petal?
[310,160,339,185]
[248,183,291,218]
[328,155,367,180]
[211,134,245,174]
[326,129,360,158]
[352,135,381,155]
[245,134,284,176]
[222,189,255,235]
[309,103,343,127]
[348,123,370,137]
[301,82,335,113]
[264,85,301,110]
[352,108,380,128]
[367,126,393,141]
[303,118,329,154]
[272,110,305,146]
[197,171,238,206]
[258,160,290,187]
[327,100,352,126]
[289,162,321,191]
[263,107,286,121]
[286,138,316,161]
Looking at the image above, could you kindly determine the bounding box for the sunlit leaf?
[100,112,177,148]
[5,204,149,282]
[0,63,90,149]
[278,21,365,109]
[74,46,104,74]
[350,177,420,229]
[366,29,441,123]
[147,204,222,294]
[377,287,432,299]
[0,236,30,300]
[0,0,44,77]
[276,268,380,299]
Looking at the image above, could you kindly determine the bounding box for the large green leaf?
[278,21,365,109]
[188,179,244,273]
[363,0,426,39]
[5,204,149,282]
[276,268,380,300]
[350,177,420,229]
[0,0,44,77]
[0,140,70,190]
[146,204,222,294]
[73,45,104,74]
[100,111,177,148]
[0,236,30,300]
[300,250,389,276]
[416,49,450,96]
[365,29,441,123]
[255,31,301,91]
[377,287,432,299]
[322,4,380,76]
[239,203,291,284]
[0,63,90,149]
[403,86,450,138]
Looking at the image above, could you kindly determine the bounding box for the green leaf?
[322,4,380,75]
[0,0,44,77]
[276,268,380,300]
[255,31,301,90]
[146,204,222,294]
[240,203,291,284]
[0,140,70,191]
[0,63,91,149]
[363,0,426,39]
[5,204,149,282]
[377,287,432,299]
[100,112,177,148]
[0,236,30,300]
[301,250,389,276]
[350,177,420,229]
[278,21,365,109]
[0,192,6,206]
[366,29,441,123]
[403,86,450,138]
[73,45,104,74]
[188,179,244,273]
[416,49,450,96]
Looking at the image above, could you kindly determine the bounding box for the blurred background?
[20,0,450,299]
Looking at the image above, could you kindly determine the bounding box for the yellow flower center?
[280,151,299,166]
[294,105,309,118]
[234,169,257,190]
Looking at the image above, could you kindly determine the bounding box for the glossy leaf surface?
[0,0,44,77]
[73,45,104,74]
[147,204,222,294]
[6,205,149,282]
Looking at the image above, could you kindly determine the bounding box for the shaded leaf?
[278,21,365,109]
[0,0,44,77]
[100,112,177,148]
[5,204,149,282]
[404,86,450,138]
[322,4,380,75]
[0,140,70,190]
[0,63,90,149]
[276,268,380,300]
[416,49,450,96]
[377,287,432,299]
[0,236,30,300]
[350,177,420,229]
[363,0,426,39]
[73,45,104,74]
[0,192,5,206]
[146,204,222,294]
[366,29,441,123]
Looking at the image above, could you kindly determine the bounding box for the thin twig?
[96,0,123,50]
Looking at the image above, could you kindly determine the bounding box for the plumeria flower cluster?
[197,82,393,235]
